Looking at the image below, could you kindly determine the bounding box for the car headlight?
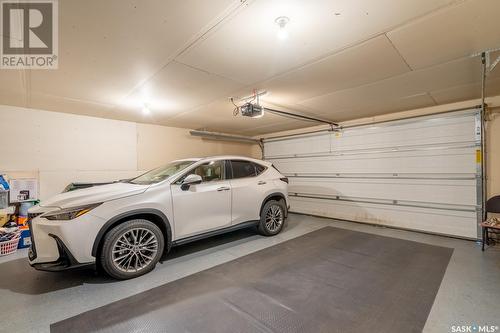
[42,203,102,221]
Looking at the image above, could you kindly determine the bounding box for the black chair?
[481,195,500,251]
[486,195,500,213]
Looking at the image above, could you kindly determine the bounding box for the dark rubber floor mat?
[51,227,453,333]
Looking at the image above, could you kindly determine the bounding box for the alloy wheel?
[265,204,284,232]
[111,227,159,273]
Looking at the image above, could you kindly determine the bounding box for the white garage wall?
[137,123,260,171]
[0,106,138,171]
[487,111,500,198]
[265,109,482,239]
[0,105,258,200]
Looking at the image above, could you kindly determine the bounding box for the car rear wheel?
[99,219,164,280]
[258,199,286,236]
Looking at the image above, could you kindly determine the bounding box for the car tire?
[258,199,286,236]
[99,219,165,280]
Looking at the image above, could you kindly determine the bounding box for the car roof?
[174,155,269,165]
[203,155,267,163]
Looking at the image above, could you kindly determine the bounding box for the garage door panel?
[290,197,477,239]
[331,115,476,152]
[265,109,482,238]
[288,177,477,206]
[271,147,477,175]
[265,113,477,159]
[264,132,330,157]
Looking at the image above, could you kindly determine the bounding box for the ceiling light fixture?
[275,16,290,40]
[142,103,150,115]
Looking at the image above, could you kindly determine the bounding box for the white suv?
[27,156,289,279]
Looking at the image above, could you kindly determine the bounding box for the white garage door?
[264,109,483,239]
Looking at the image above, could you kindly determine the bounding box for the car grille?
[27,219,37,260]
[28,212,43,219]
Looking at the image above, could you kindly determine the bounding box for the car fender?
[260,192,288,217]
[91,208,172,257]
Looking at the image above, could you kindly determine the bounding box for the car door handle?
[257,181,266,185]
[217,186,230,191]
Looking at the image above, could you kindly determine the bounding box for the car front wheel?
[258,199,286,236]
[99,219,165,280]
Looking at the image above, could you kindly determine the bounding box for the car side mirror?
[181,174,202,191]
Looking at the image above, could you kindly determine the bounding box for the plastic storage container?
[19,201,34,217]
[0,190,8,209]
[18,228,31,249]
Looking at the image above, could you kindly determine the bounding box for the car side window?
[224,160,232,179]
[255,163,266,175]
[230,160,265,179]
[180,160,224,183]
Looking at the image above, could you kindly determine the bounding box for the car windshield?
[129,160,196,185]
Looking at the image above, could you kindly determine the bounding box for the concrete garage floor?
[0,214,499,333]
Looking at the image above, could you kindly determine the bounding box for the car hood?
[36,182,148,209]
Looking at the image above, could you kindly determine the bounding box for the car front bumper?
[28,213,104,271]
[29,232,94,271]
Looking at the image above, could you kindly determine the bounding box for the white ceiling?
[1,0,499,135]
